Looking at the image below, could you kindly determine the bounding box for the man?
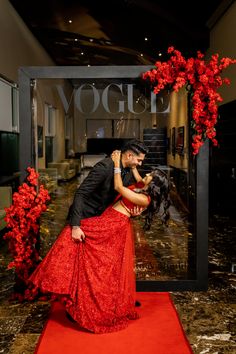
[68,139,148,242]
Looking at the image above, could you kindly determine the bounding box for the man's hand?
[72,226,85,242]
[111,149,121,157]
[111,150,121,165]
[111,150,121,167]
[129,205,145,217]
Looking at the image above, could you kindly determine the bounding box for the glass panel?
[12,87,19,133]
[33,76,196,281]
[0,131,19,174]
[0,79,12,132]
[86,119,112,138]
[113,119,139,138]
[45,103,56,137]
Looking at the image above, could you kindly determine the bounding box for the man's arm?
[70,159,110,242]
[69,159,110,226]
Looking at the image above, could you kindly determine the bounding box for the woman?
[28,151,170,334]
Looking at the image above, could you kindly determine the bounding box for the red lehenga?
[28,205,138,334]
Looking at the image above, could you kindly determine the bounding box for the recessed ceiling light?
[74,38,78,42]
[144,37,148,41]
[81,52,84,55]
[158,52,162,56]
[68,20,72,24]
[140,53,143,57]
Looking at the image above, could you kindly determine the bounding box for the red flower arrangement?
[142,47,236,155]
[3,167,50,301]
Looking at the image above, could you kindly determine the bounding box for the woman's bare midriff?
[112,201,131,217]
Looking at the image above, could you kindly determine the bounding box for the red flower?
[3,167,50,301]
[142,47,236,155]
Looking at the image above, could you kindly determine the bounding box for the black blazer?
[68,157,135,226]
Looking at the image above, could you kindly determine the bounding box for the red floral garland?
[4,167,50,301]
[142,47,236,155]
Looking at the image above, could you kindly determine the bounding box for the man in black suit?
[68,139,148,242]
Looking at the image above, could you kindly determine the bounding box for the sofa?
[81,154,107,169]
[38,168,58,194]
[61,158,81,175]
[47,162,76,181]
[0,186,12,231]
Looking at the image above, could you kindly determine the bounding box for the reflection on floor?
[0,173,235,353]
[133,208,194,281]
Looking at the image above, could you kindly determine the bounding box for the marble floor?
[0,173,235,353]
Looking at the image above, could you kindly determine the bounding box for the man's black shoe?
[135,300,141,307]
[66,311,76,323]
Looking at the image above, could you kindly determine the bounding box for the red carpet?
[35,293,193,354]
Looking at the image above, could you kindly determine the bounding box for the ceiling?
[9,0,229,66]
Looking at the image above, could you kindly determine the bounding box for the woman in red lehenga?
[28,151,170,334]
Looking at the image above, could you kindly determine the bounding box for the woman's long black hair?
[143,169,171,230]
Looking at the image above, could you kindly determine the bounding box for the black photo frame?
[171,127,176,156]
[18,65,209,292]
[176,126,185,155]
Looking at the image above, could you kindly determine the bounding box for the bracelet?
[114,167,121,174]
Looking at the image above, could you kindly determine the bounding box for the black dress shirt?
[68,157,135,226]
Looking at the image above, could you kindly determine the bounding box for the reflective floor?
[134,212,193,281]
[0,172,235,353]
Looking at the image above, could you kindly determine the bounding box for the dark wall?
[210,100,236,216]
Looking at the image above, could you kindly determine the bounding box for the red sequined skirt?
[29,206,138,333]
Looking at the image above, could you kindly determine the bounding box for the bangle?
[114,167,121,174]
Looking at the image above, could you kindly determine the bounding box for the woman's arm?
[112,151,149,207]
[131,167,143,182]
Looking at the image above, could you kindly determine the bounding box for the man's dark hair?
[121,139,149,155]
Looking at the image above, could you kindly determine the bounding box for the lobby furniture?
[47,162,76,181]
[81,154,107,169]
[86,138,131,155]
[38,168,58,194]
[61,159,81,175]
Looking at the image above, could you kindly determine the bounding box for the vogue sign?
[56,83,170,114]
